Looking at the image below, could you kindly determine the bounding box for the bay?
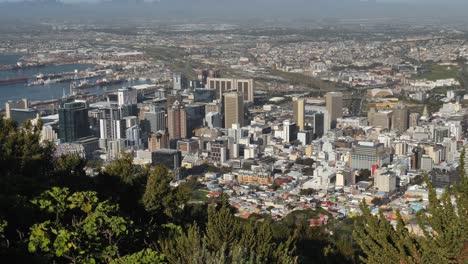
[0,55,146,107]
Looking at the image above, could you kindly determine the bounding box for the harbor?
[0,55,150,106]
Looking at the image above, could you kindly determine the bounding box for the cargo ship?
[0,77,28,86]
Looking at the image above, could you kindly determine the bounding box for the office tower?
[151,149,182,170]
[148,131,169,151]
[185,104,206,137]
[155,88,167,99]
[391,105,409,132]
[177,139,200,155]
[143,107,167,134]
[125,125,142,149]
[167,93,182,109]
[173,73,187,90]
[374,168,397,193]
[197,69,220,85]
[206,112,222,128]
[350,141,391,170]
[224,92,244,129]
[193,88,216,103]
[206,77,254,102]
[5,99,29,119]
[205,100,222,114]
[209,139,229,165]
[123,116,138,128]
[99,105,124,142]
[117,87,137,106]
[167,100,187,140]
[433,127,450,143]
[325,92,343,129]
[368,108,392,129]
[9,109,37,124]
[58,101,90,143]
[409,113,420,127]
[293,97,305,130]
[308,111,325,139]
[336,170,355,187]
[298,130,314,146]
[282,120,297,142]
[420,155,434,171]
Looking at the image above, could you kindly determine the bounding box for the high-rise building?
[209,139,229,165]
[167,93,182,109]
[282,120,297,142]
[177,139,200,155]
[142,107,167,134]
[350,141,391,170]
[151,149,182,170]
[9,109,37,124]
[148,131,169,151]
[374,168,397,193]
[185,104,206,138]
[167,100,187,140]
[193,88,216,103]
[99,105,124,142]
[5,99,29,119]
[433,127,450,143]
[206,77,254,102]
[293,97,305,130]
[325,92,343,129]
[224,92,244,129]
[58,101,90,143]
[307,111,325,139]
[205,112,222,128]
[117,87,137,106]
[409,113,420,127]
[368,108,392,129]
[173,73,187,90]
[205,100,222,114]
[391,105,409,132]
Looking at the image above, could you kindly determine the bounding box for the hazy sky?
[0,0,467,22]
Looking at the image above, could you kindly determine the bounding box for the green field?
[414,64,460,81]
[190,189,210,202]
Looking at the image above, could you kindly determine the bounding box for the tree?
[160,199,298,263]
[370,197,383,206]
[28,187,134,263]
[353,149,468,263]
[110,248,165,264]
[143,165,189,220]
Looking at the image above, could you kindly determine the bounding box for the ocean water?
[0,55,144,107]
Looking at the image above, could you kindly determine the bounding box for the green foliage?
[353,150,468,263]
[143,165,189,219]
[370,197,383,206]
[299,188,317,196]
[161,200,298,264]
[103,153,139,185]
[28,187,134,263]
[111,248,166,264]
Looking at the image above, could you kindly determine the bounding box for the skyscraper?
[293,97,305,131]
[223,92,244,129]
[207,77,254,102]
[173,73,187,90]
[391,105,409,132]
[58,101,90,143]
[368,108,392,129]
[167,100,187,140]
[325,92,343,129]
[117,87,137,107]
[409,112,420,127]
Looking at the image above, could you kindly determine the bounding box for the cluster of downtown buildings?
[5,67,466,228]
